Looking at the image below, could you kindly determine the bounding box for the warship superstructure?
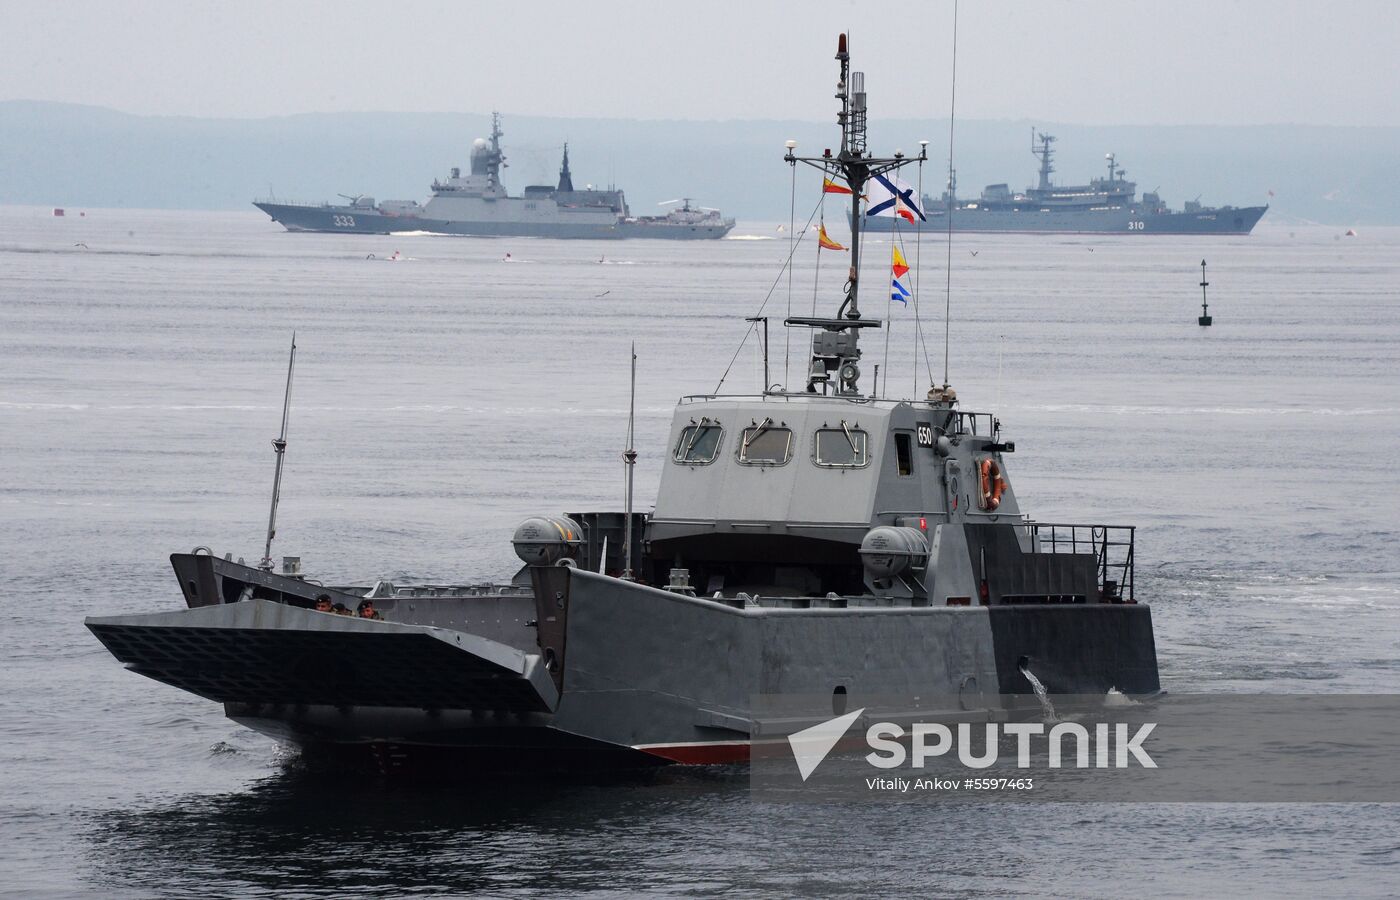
[254,115,735,240]
[864,130,1267,235]
[89,36,1159,771]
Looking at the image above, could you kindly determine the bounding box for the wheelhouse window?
[814,422,868,468]
[674,422,723,464]
[737,418,792,465]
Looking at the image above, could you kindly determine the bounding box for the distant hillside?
[2,101,1397,224]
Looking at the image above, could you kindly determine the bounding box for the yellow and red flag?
[817,224,846,251]
[891,245,910,279]
[891,245,911,304]
[822,177,854,195]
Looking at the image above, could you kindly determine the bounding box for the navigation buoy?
[1198,259,1212,327]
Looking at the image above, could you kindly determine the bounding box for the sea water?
[2,206,1399,896]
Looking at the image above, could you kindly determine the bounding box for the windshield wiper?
[682,421,709,459]
[742,416,772,457]
[839,419,858,454]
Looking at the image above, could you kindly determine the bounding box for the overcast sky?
[3,0,1397,126]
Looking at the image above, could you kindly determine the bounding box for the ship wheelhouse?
[636,393,1134,610]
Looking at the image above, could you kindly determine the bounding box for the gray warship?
[864,130,1267,235]
[88,36,1158,771]
[253,115,735,240]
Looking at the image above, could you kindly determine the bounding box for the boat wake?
[1020,403,1400,418]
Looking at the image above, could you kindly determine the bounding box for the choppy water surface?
[2,207,1398,897]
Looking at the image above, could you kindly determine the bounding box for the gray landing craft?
[89,36,1159,771]
[253,115,735,240]
[864,130,1267,236]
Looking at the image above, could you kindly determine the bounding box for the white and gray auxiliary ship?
[864,130,1267,236]
[90,37,1158,771]
[253,115,735,240]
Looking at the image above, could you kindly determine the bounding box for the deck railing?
[1025,522,1136,602]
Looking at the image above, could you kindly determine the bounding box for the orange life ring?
[979,458,1007,511]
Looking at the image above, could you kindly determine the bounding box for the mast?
[622,344,637,580]
[259,334,297,571]
[783,33,925,395]
[558,142,574,192]
[487,112,507,189]
[1032,130,1056,192]
[838,39,867,320]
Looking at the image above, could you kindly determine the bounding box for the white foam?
[1021,403,1400,417]
[1020,665,1060,722]
[1104,687,1139,707]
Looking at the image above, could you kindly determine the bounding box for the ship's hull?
[87,563,1159,771]
[253,202,734,240]
[862,204,1268,235]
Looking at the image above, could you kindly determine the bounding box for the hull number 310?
[1127,221,1145,231]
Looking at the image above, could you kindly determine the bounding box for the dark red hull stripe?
[634,742,752,764]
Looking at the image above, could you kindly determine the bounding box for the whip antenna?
[622,343,638,580]
[941,0,959,390]
[260,333,297,571]
[785,140,797,387]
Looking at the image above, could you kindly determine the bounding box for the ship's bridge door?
[944,459,965,514]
